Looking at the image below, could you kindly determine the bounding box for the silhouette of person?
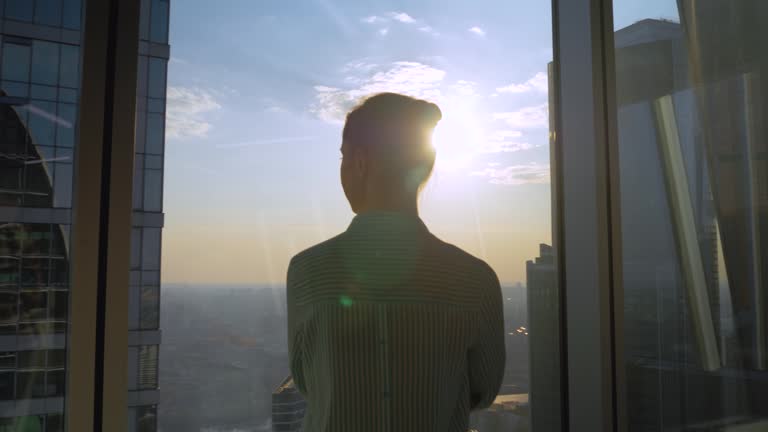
[287,93,506,432]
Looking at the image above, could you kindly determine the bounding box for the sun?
[431,97,485,175]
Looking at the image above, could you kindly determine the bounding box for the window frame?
[551,0,625,430]
[66,0,140,431]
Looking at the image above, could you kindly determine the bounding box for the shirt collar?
[346,211,429,236]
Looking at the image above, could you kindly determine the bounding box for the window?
[35,0,63,27]
[151,1,558,431]
[144,113,164,155]
[138,345,158,390]
[140,228,161,271]
[59,45,80,89]
[0,371,13,400]
[61,0,82,30]
[149,0,169,44]
[45,413,64,432]
[18,351,46,369]
[56,103,77,148]
[612,1,768,430]
[4,0,34,22]
[147,58,165,99]
[142,169,162,212]
[49,291,67,321]
[16,370,45,398]
[140,285,159,330]
[1,42,31,82]
[31,42,60,85]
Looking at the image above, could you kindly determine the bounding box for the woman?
[287,93,505,432]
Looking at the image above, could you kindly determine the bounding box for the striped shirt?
[286,212,506,432]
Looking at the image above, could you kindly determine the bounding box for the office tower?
[0,1,85,429]
[0,1,168,430]
[127,0,170,430]
[526,244,559,432]
[272,376,306,432]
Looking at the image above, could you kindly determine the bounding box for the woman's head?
[340,93,442,214]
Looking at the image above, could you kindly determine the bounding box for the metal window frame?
[551,0,625,430]
[67,0,139,431]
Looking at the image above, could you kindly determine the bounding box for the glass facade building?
[0,0,168,430]
[0,1,83,429]
[128,0,169,431]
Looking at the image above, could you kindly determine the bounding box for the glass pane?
[1,42,31,82]
[136,406,157,432]
[62,0,83,30]
[31,42,60,85]
[144,113,163,155]
[147,58,165,99]
[56,103,77,148]
[149,0,169,44]
[35,0,64,27]
[142,169,162,211]
[612,1,768,430]
[59,45,80,89]
[28,101,56,147]
[0,371,14,400]
[0,8,85,427]
[139,0,151,41]
[153,1,559,432]
[53,163,73,208]
[141,228,161,271]
[4,0,34,22]
[138,345,158,389]
[140,285,159,329]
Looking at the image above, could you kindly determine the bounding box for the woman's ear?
[354,146,368,179]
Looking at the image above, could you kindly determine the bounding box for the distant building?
[272,376,306,432]
[470,394,529,432]
[526,244,559,432]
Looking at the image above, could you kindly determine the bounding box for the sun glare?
[431,98,485,175]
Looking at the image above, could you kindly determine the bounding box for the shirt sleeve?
[286,257,308,395]
[467,265,507,410]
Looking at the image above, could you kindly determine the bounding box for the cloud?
[493,103,549,129]
[362,15,384,24]
[311,61,446,123]
[496,72,548,94]
[476,130,535,153]
[452,80,479,96]
[215,136,316,149]
[468,26,486,37]
[361,11,438,36]
[388,12,415,23]
[472,162,550,185]
[166,86,221,139]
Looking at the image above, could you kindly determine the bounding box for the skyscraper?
[127,0,170,430]
[271,376,306,432]
[0,1,86,429]
[526,243,559,432]
[0,1,168,430]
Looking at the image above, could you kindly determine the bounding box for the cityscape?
[158,277,541,432]
[1,0,767,431]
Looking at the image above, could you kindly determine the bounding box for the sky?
[159,0,678,285]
